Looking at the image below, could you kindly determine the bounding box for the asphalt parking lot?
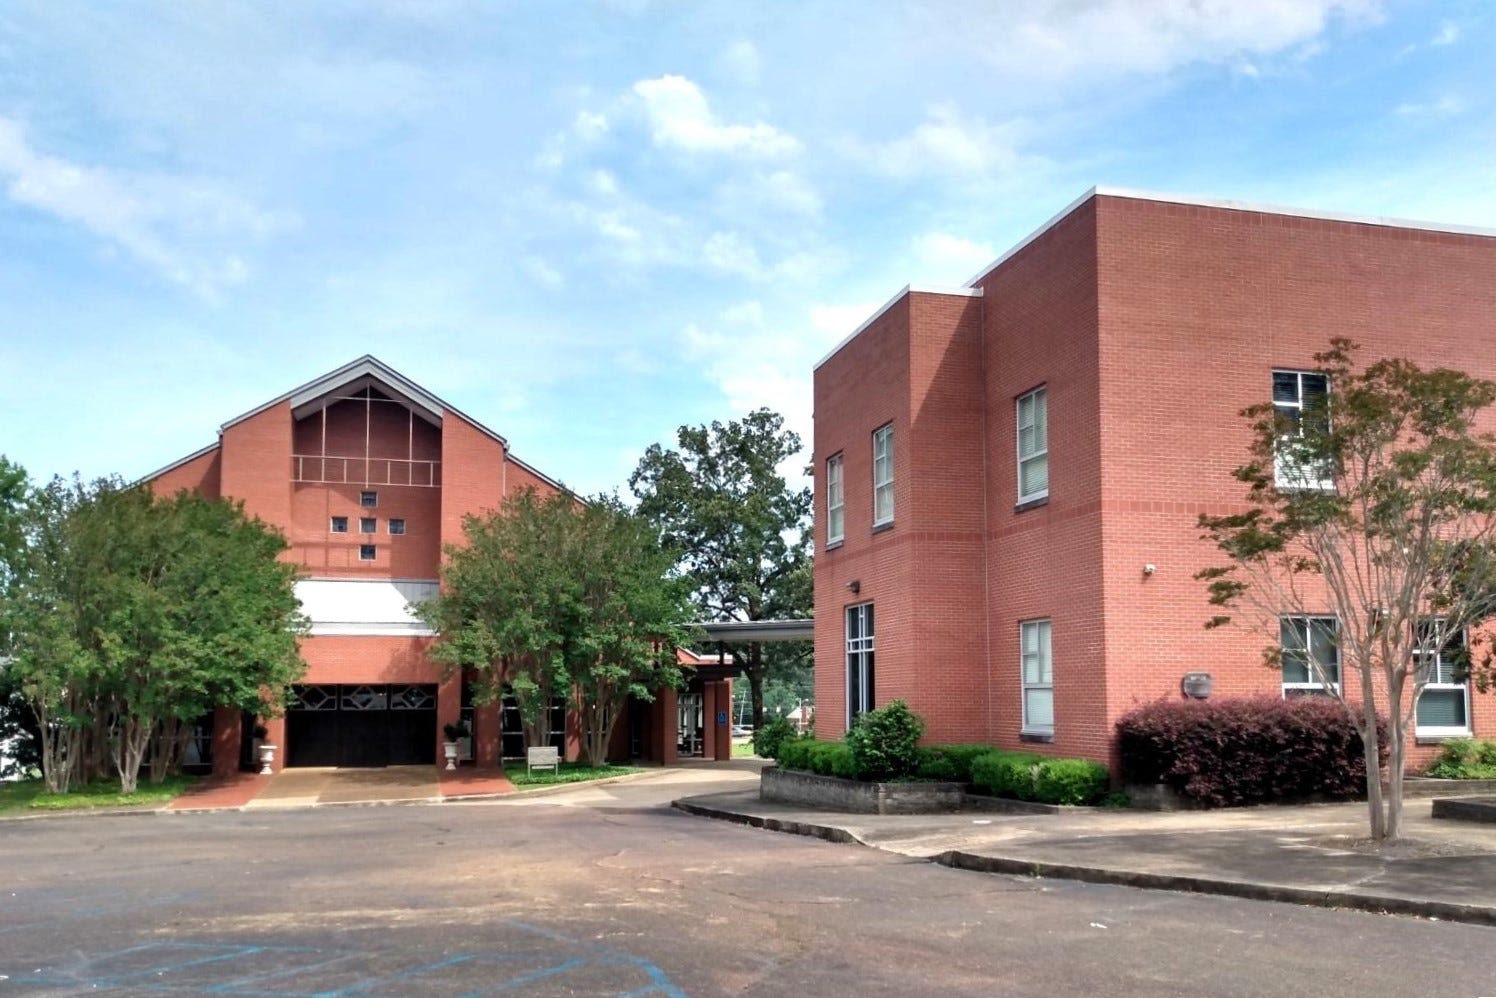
[4,767,1496,996]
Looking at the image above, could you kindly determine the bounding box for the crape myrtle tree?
[630,409,812,728]
[1,469,307,793]
[422,489,695,766]
[1197,340,1496,843]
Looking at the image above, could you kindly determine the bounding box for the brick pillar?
[710,681,731,761]
[437,674,462,768]
[474,700,501,769]
[653,687,679,765]
[212,707,241,778]
[262,715,286,774]
[701,682,719,760]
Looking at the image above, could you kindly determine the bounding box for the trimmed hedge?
[970,750,1110,805]
[915,744,999,784]
[1426,738,1496,779]
[1116,695,1385,807]
[777,738,857,779]
[752,716,798,760]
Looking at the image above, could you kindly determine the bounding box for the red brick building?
[812,188,1496,770]
[145,357,730,775]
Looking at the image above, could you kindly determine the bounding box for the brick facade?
[813,189,1496,773]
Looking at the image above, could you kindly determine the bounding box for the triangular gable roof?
[142,356,565,492]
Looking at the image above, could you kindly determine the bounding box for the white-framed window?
[330,516,349,533]
[1017,386,1048,503]
[360,490,378,508]
[846,603,875,723]
[1021,619,1053,735]
[872,424,894,526]
[1272,370,1331,489]
[358,544,376,561]
[359,517,377,534]
[826,453,845,546]
[1281,615,1339,695]
[388,518,406,535]
[1416,619,1470,737]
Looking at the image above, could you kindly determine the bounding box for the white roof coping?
[813,285,984,372]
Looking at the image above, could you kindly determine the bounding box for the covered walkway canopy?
[687,619,813,681]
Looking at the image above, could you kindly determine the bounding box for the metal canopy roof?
[692,619,814,643]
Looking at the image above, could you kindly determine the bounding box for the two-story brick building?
[812,188,1496,770]
[145,356,730,775]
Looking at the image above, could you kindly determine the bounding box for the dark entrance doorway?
[286,684,438,767]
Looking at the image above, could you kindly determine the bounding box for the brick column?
[212,707,242,778]
[474,700,502,769]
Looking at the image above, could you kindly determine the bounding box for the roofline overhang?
[693,619,814,642]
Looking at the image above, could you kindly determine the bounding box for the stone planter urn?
[257,743,278,775]
[443,741,460,771]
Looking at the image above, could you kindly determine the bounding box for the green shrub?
[777,736,814,772]
[970,751,1110,805]
[1426,737,1496,779]
[808,741,858,779]
[1033,758,1111,805]
[752,716,798,760]
[845,699,925,780]
[916,744,998,783]
[971,751,1045,799]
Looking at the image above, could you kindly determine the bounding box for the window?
[358,544,376,561]
[1021,619,1053,734]
[846,603,875,723]
[1016,386,1048,503]
[388,518,406,535]
[1281,616,1339,695]
[359,517,377,534]
[826,454,845,546]
[872,424,894,526]
[1416,620,1470,736]
[330,516,349,533]
[360,490,378,508]
[1272,370,1331,489]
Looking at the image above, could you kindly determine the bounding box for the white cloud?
[938,0,1380,83]
[910,232,997,283]
[716,169,822,219]
[810,302,882,339]
[702,230,765,278]
[720,40,761,86]
[0,117,295,298]
[868,104,1023,179]
[1394,95,1465,119]
[631,75,800,158]
[1432,20,1460,46]
[521,255,563,288]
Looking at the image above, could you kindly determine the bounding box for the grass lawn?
[507,763,643,788]
[0,775,199,814]
[731,741,759,758]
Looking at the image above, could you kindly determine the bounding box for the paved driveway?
[5,765,1496,996]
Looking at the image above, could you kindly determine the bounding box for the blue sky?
[2,1,1492,496]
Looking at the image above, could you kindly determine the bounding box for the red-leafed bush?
[1116,696,1386,807]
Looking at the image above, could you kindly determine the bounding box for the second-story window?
[359,517,377,534]
[1017,386,1048,504]
[1273,370,1331,490]
[826,454,845,545]
[872,424,894,527]
[360,490,378,508]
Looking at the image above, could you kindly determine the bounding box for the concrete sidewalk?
[674,789,1496,925]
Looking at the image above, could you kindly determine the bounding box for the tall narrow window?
[1020,619,1053,735]
[1416,619,1469,736]
[1272,370,1331,489]
[826,454,845,546]
[872,424,894,526]
[846,603,875,723]
[1281,616,1339,695]
[1017,386,1048,503]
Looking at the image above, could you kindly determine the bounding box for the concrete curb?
[672,798,1496,928]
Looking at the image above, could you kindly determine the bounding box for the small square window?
[360,517,377,534]
[360,491,378,508]
[330,516,349,533]
[388,518,406,535]
[358,544,376,561]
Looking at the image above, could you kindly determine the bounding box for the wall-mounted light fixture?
[1143,563,1156,576]
[846,579,861,594]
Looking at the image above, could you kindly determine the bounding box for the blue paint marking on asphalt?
[8,924,688,996]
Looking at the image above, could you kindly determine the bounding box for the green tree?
[2,475,307,793]
[423,490,694,766]
[630,409,812,727]
[1198,340,1496,843]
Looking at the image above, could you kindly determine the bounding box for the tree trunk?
[113,714,153,795]
[748,642,765,729]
